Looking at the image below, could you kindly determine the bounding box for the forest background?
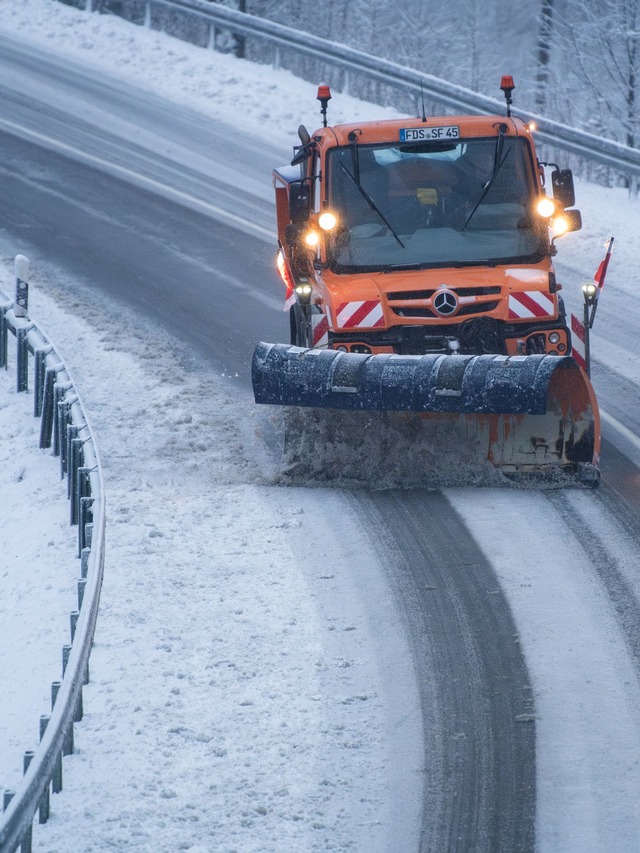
[240,0,638,187]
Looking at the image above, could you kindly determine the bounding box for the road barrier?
[0,258,106,853]
[83,0,640,182]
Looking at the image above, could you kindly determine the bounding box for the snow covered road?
[2,2,640,851]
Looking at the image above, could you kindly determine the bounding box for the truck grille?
[392,306,437,318]
[387,286,501,300]
[390,295,501,319]
[456,300,500,316]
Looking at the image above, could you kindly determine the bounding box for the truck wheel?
[290,304,311,347]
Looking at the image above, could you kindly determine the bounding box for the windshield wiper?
[340,137,405,248]
[462,123,510,231]
[381,259,499,272]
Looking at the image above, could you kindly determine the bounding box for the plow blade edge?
[252,343,601,482]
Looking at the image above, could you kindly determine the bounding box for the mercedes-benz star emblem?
[433,289,458,316]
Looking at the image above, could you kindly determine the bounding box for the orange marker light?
[317,83,332,127]
[500,76,515,116]
[500,75,515,93]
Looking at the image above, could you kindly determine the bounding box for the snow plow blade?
[252,343,601,485]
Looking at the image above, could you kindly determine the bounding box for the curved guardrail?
[125,0,640,178]
[0,261,106,853]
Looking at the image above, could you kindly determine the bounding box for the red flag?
[594,237,614,289]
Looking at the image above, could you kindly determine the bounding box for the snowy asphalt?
[1,3,640,851]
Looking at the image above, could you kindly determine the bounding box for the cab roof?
[313,114,531,147]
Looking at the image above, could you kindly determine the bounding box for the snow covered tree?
[534,0,555,112]
[552,0,640,187]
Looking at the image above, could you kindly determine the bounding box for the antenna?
[420,79,427,122]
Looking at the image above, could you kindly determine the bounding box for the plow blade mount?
[252,343,601,483]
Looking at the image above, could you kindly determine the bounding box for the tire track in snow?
[548,485,640,668]
[357,489,536,853]
[447,487,640,853]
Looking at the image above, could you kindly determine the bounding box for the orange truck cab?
[273,84,581,360]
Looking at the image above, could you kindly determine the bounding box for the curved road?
[1,30,640,851]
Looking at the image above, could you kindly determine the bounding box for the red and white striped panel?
[570,313,587,372]
[336,300,385,329]
[312,312,329,347]
[508,291,555,320]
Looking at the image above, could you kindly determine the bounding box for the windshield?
[327,136,545,272]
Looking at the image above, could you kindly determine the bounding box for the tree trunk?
[535,0,554,113]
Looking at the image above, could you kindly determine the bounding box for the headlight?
[536,197,556,218]
[551,215,569,237]
[304,230,320,247]
[549,332,561,344]
[318,211,338,231]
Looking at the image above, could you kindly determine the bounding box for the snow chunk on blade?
[252,344,600,488]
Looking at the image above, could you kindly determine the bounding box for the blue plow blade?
[251,343,581,415]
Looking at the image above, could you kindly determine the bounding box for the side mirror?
[552,209,581,250]
[289,180,310,223]
[563,208,582,233]
[290,124,314,166]
[552,168,576,209]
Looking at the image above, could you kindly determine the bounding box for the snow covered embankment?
[0,271,105,851]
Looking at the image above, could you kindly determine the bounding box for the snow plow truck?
[252,78,601,486]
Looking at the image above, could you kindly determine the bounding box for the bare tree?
[535,0,554,112]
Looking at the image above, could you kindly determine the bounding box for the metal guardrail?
[117,0,640,179]
[0,260,106,853]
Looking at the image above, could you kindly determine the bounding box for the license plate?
[400,126,460,142]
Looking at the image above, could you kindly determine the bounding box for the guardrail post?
[0,303,7,369]
[70,611,79,642]
[53,680,75,758]
[2,790,14,817]
[67,429,80,504]
[66,426,77,497]
[33,349,46,417]
[69,442,84,523]
[77,579,86,611]
[14,255,29,318]
[21,752,34,853]
[64,714,75,755]
[52,743,62,797]
[39,368,57,449]
[16,327,28,392]
[79,493,93,555]
[144,0,151,28]
[54,389,71,462]
[81,547,90,579]
[38,718,50,823]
